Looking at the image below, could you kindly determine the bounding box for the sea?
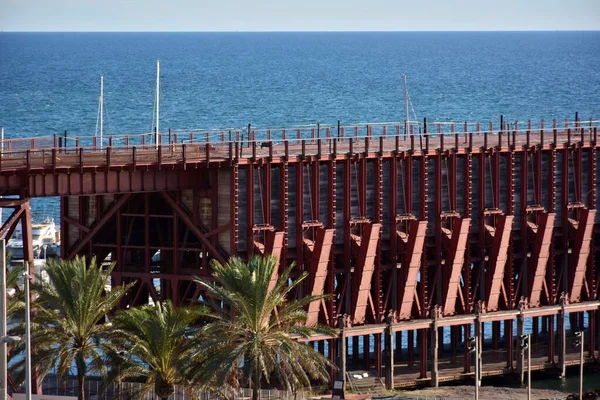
[1,31,600,393]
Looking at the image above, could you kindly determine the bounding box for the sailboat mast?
[100,75,104,149]
[155,59,160,148]
[403,74,409,136]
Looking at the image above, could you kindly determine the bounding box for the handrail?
[1,117,598,152]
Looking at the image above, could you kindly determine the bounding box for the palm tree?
[194,255,336,400]
[104,300,208,400]
[28,256,134,400]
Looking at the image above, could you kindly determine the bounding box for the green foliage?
[26,256,133,400]
[194,255,336,399]
[104,300,209,400]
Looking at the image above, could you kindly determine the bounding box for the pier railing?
[0,119,598,172]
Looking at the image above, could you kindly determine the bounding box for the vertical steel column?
[419,153,429,379]
[327,159,336,323]
[464,153,473,312]
[389,156,398,311]
[296,163,304,273]
[280,163,289,285]
[374,156,384,376]
[60,197,68,259]
[434,153,443,306]
[231,165,239,256]
[505,150,515,368]
[343,159,352,313]
[247,164,255,257]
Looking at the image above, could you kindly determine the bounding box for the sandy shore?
[394,385,569,399]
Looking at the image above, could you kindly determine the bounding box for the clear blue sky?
[1,0,599,31]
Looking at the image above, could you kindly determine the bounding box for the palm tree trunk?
[78,372,85,400]
[76,354,86,400]
[252,368,260,400]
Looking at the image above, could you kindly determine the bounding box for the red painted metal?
[397,220,428,320]
[264,230,285,292]
[351,223,381,325]
[306,228,335,326]
[442,218,471,316]
[485,215,514,312]
[569,208,596,302]
[1,120,599,388]
[528,212,556,307]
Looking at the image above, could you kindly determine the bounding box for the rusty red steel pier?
[1,117,599,391]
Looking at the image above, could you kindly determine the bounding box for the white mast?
[403,74,409,136]
[100,75,104,149]
[155,59,160,148]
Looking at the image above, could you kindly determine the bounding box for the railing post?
[79,147,84,173]
[52,148,57,171]
[106,146,112,169]
[182,143,187,170]
[132,146,137,170]
[157,146,162,169]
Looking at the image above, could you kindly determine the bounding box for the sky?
[0,0,599,32]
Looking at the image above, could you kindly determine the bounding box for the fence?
[20,376,315,400]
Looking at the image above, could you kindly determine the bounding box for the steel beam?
[397,220,428,320]
[351,223,381,325]
[306,228,334,326]
[485,215,514,312]
[568,208,596,302]
[442,217,471,316]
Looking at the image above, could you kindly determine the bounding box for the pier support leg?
[408,330,414,368]
[375,333,382,378]
[587,311,595,358]
[548,315,555,364]
[385,317,394,390]
[337,316,347,389]
[419,329,428,379]
[464,324,471,373]
[517,312,525,383]
[430,307,440,387]
[558,299,567,378]
[505,319,514,369]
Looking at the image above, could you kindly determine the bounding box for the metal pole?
[403,75,409,137]
[0,239,6,400]
[527,334,531,400]
[155,59,160,149]
[100,75,103,149]
[475,335,479,400]
[24,269,32,400]
[580,331,584,400]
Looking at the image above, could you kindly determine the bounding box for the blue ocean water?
[1,31,599,220]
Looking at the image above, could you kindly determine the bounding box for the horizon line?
[1,29,599,33]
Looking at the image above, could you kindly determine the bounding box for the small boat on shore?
[6,219,60,261]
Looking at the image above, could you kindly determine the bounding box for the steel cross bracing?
[0,117,599,389]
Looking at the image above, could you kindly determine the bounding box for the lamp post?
[520,334,531,400]
[468,336,479,400]
[574,331,584,400]
[23,270,32,400]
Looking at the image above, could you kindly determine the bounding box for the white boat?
[6,219,60,261]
